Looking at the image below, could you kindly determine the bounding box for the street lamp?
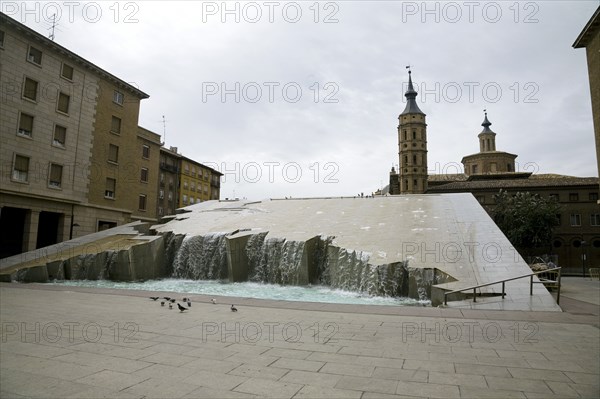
[69,222,79,240]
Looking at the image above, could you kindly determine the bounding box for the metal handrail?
[443,267,561,305]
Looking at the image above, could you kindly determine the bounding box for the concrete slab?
[1,284,598,399]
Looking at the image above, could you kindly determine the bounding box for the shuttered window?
[49,164,63,188]
[18,113,34,137]
[12,154,29,182]
[57,92,70,113]
[53,125,66,146]
[108,144,119,163]
[23,78,38,101]
[105,178,116,198]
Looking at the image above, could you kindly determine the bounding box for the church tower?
[462,111,517,175]
[398,69,428,194]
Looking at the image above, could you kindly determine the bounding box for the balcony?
[160,162,179,174]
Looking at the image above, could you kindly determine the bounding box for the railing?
[444,267,561,305]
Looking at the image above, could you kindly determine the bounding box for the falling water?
[172,233,228,280]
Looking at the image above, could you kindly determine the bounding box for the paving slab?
[1,283,598,399]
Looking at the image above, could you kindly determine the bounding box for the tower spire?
[401,68,424,115]
[481,109,494,133]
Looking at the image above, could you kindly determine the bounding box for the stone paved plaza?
[1,282,598,399]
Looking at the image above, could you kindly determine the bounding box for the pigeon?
[150,296,159,301]
[177,303,188,312]
[187,300,191,307]
[169,303,173,309]
[231,305,238,312]
[163,297,171,301]
[170,299,176,303]
[211,298,216,304]
[182,297,188,302]
[161,301,165,307]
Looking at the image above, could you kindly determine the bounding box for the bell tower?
[398,69,428,194]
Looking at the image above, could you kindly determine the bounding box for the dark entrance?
[36,211,61,249]
[0,207,27,258]
[98,220,117,231]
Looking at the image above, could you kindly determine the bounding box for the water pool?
[47,279,430,307]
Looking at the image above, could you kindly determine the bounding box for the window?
[198,169,203,178]
[140,167,148,183]
[191,166,196,177]
[27,46,42,65]
[183,180,188,190]
[105,178,116,199]
[412,155,417,165]
[159,189,164,199]
[160,173,164,184]
[591,214,600,226]
[490,162,497,172]
[190,196,195,204]
[12,154,29,182]
[191,182,195,191]
[168,191,173,201]
[476,196,485,204]
[158,207,164,216]
[570,214,581,227]
[183,194,188,205]
[53,125,66,147]
[549,193,559,201]
[507,163,512,172]
[48,163,63,188]
[569,193,579,202]
[472,165,478,174]
[184,164,189,174]
[203,185,208,195]
[108,144,119,163]
[169,177,174,187]
[23,77,38,101]
[113,90,124,105]
[0,30,4,47]
[61,63,74,80]
[142,145,150,159]
[556,214,562,226]
[138,194,147,211]
[111,116,121,134]
[412,131,416,140]
[403,130,407,141]
[590,193,599,202]
[17,112,34,137]
[57,92,70,114]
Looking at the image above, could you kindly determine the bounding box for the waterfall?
[167,232,439,301]
[172,233,228,280]
[248,236,306,285]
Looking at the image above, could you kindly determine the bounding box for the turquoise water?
[48,279,429,307]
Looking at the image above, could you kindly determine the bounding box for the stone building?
[85,78,150,232]
[427,115,599,275]
[397,70,428,194]
[0,13,223,259]
[0,13,148,257]
[0,12,146,256]
[157,146,182,219]
[134,127,162,222]
[178,157,222,207]
[573,6,600,190]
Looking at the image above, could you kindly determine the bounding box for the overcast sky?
[8,0,599,199]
